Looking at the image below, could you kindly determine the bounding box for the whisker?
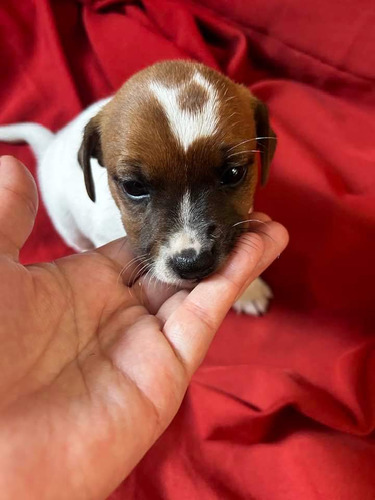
[232,218,268,228]
[149,271,157,293]
[139,268,153,306]
[126,263,145,288]
[117,257,142,286]
[226,149,260,159]
[226,137,277,153]
[147,271,156,295]
[227,138,255,152]
[118,253,147,277]
[132,262,152,285]
[152,273,159,294]
[126,256,153,287]
[140,267,152,288]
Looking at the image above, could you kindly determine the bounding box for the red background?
[1,0,374,498]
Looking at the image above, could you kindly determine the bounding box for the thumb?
[0,156,38,260]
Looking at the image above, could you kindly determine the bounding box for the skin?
[0,155,288,500]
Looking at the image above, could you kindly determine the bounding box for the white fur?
[149,71,219,151]
[152,246,180,285]
[0,98,124,251]
[0,123,53,161]
[233,277,273,316]
[168,231,202,255]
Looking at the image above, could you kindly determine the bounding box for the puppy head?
[78,61,276,285]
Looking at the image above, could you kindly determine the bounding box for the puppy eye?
[121,180,150,200]
[220,166,247,187]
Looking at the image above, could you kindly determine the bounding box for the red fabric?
[1,0,374,498]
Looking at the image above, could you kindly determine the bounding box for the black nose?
[170,248,215,280]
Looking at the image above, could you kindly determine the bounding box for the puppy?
[0,60,276,315]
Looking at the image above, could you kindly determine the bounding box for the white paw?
[233,277,273,316]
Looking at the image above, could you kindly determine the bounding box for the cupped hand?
[0,155,288,500]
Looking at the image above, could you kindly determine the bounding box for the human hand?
[0,155,288,500]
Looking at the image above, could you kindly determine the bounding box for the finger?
[162,220,289,377]
[247,211,271,222]
[236,211,272,236]
[0,156,38,260]
[133,277,183,315]
[236,220,289,299]
[156,290,190,323]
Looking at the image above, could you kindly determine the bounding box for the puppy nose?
[170,248,215,280]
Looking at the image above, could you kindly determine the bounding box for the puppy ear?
[254,99,277,186]
[77,115,104,202]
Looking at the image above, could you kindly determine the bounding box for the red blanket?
[1,1,374,498]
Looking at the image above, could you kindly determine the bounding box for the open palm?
[0,156,288,500]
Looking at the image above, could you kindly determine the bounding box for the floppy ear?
[254,99,277,186]
[77,115,104,202]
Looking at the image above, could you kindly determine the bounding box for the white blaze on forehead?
[149,71,219,151]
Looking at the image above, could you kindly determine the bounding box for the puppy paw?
[233,277,273,316]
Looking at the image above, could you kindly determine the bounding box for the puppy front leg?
[233,277,273,316]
